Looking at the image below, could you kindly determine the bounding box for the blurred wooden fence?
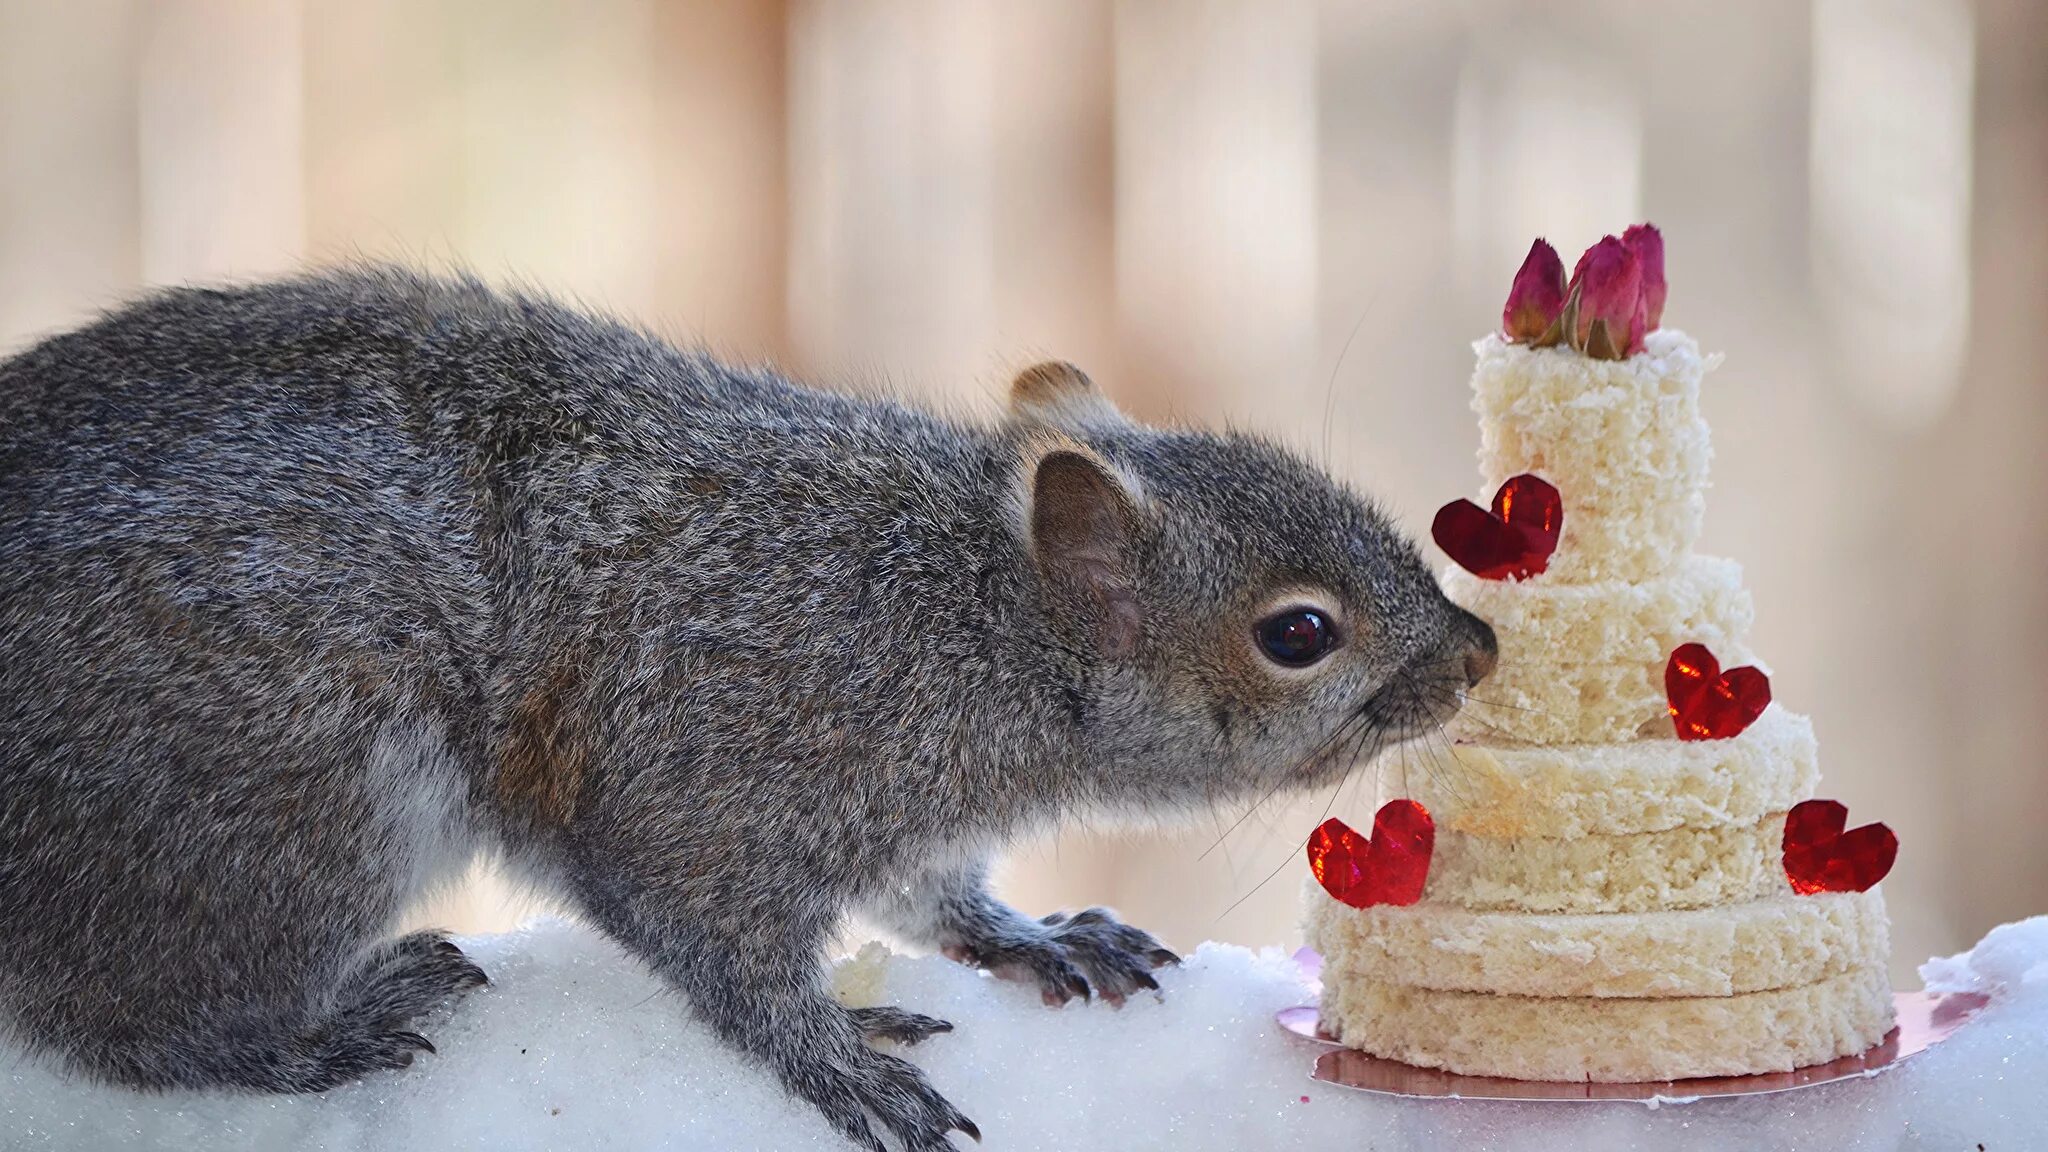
[1,0,2044,982]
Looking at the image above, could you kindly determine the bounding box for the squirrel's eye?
[1256,608,1336,667]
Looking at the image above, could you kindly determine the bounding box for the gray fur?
[0,268,1493,1150]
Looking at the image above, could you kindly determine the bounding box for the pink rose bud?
[1568,236,1644,359]
[1623,223,1666,330]
[1502,239,1567,345]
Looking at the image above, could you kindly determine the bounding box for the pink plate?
[1276,946,1988,1101]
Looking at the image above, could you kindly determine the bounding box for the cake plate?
[1275,948,1986,1102]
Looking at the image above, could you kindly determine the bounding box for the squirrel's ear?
[1026,446,1144,659]
[1009,361,1128,432]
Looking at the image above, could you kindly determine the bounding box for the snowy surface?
[6,917,2045,1151]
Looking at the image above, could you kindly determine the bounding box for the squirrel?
[0,268,1496,1151]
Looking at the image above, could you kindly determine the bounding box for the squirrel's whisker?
[1195,698,1376,862]
[1416,678,1553,720]
[1433,704,1521,744]
[1414,713,1478,808]
[1211,721,1391,925]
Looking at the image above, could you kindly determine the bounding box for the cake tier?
[1448,648,1765,748]
[1470,329,1713,584]
[1424,813,1789,913]
[1319,964,1895,1082]
[1400,708,1818,840]
[1443,553,1755,745]
[1444,554,1752,671]
[1305,887,1886,999]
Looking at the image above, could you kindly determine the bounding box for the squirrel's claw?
[848,1005,954,1046]
[1008,950,1091,1006]
[858,1048,979,1152]
[949,906,1176,1009]
[789,1031,976,1152]
[1036,966,1092,1007]
[1043,906,1175,1007]
[387,1030,436,1055]
[803,1005,976,1148]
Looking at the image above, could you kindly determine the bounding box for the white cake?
[1306,323,1895,1083]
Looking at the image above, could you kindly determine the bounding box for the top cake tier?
[1472,329,1715,584]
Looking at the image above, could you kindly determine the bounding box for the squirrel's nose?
[1460,614,1499,688]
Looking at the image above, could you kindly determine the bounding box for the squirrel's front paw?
[796,1040,979,1152]
[945,907,1179,1007]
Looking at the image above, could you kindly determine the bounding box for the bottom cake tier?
[1318,964,1895,1082]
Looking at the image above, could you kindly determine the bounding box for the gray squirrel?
[0,268,1496,1150]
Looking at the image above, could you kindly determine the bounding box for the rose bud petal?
[1623,223,1666,330]
[1502,239,1568,345]
[1568,236,1643,359]
[1627,289,1650,356]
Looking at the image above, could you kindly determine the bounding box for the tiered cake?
[1306,229,1896,1082]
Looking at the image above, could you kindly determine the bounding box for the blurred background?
[1,0,2042,986]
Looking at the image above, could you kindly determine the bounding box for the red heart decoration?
[1431,474,1563,581]
[1783,799,1898,894]
[1307,800,1435,909]
[1665,642,1771,741]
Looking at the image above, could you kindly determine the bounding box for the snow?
[5,917,2044,1151]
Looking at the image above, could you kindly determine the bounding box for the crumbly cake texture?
[1308,320,1895,1082]
[1320,964,1895,1083]
[1444,555,1753,666]
[1425,814,1789,914]
[1441,555,1760,746]
[1470,329,1714,585]
[1411,707,1819,839]
[1450,639,1762,746]
[1306,886,1887,999]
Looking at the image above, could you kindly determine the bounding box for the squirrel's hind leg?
[0,698,487,1094]
[304,931,490,1078]
[224,930,490,1092]
[73,931,489,1094]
